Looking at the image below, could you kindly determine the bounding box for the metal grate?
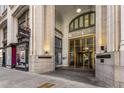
[37,83,55,88]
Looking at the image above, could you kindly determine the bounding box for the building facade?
[0,5,124,87]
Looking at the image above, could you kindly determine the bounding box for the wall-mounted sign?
[96,54,111,59]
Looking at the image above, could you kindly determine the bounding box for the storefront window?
[16,10,30,71]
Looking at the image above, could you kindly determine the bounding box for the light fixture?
[45,51,48,54]
[76,8,81,13]
[101,46,104,51]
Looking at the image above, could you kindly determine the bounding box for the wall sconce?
[101,46,106,53]
[44,43,50,55]
[101,46,104,51]
[45,51,48,54]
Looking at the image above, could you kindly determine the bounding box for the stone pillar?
[62,17,69,66]
[113,5,121,87]
[0,29,3,48]
[12,18,18,43]
[6,6,13,67]
[120,6,124,66]
[95,5,105,84]
[107,5,115,52]
[0,29,3,66]
[44,5,55,56]
[29,5,45,73]
[44,5,55,70]
[116,5,124,87]
[29,5,55,73]
[95,5,102,54]
[95,5,119,87]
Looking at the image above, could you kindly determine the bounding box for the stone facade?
[0,5,55,73]
[0,5,124,87]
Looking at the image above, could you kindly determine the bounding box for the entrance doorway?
[55,37,62,66]
[69,34,95,70]
[2,49,6,67]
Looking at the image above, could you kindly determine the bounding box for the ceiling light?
[76,8,81,13]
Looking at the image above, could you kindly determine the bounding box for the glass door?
[55,37,62,66]
[69,40,74,66]
[69,34,95,70]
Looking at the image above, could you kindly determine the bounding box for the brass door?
[69,35,95,70]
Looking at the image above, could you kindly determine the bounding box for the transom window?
[69,11,95,32]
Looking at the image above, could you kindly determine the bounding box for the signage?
[96,54,111,59]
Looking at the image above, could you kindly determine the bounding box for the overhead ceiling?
[55,5,95,17]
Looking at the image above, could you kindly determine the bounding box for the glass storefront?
[16,43,29,70]
[16,10,30,71]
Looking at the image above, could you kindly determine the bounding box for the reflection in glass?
[74,19,79,29]
[75,39,80,52]
[79,16,84,28]
[70,40,74,65]
[84,14,89,27]
[90,13,95,25]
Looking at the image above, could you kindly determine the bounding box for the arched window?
[69,11,95,32]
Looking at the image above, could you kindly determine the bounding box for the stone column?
[6,6,13,67]
[0,29,3,48]
[44,5,55,70]
[62,19,69,67]
[120,6,124,66]
[44,5,55,56]
[29,5,55,73]
[107,5,115,52]
[95,5,119,87]
[116,5,124,87]
[95,5,102,53]
[29,5,45,73]
[95,5,103,81]
[12,18,18,43]
[0,29,3,66]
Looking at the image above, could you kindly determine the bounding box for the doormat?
[37,83,55,88]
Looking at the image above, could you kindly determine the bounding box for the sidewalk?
[0,67,100,88]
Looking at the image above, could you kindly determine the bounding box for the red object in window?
[12,47,16,67]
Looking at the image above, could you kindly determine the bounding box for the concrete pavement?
[0,67,100,88]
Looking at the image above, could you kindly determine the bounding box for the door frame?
[55,36,62,67]
[68,34,95,69]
